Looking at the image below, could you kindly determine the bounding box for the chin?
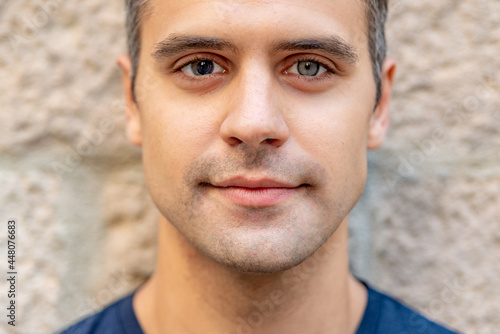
[192,226,332,275]
[218,253,307,275]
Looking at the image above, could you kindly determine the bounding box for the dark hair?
[125,0,388,103]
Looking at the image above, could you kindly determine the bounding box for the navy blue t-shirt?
[61,284,459,334]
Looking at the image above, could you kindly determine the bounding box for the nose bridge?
[237,58,274,117]
[220,57,289,148]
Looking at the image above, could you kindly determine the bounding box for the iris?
[297,61,320,76]
[192,61,214,76]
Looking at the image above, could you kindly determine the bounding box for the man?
[63,0,459,333]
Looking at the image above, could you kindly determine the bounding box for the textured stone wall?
[0,1,498,333]
[350,1,500,332]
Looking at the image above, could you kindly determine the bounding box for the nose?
[219,62,289,149]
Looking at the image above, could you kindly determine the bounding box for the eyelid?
[181,61,226,77]
[282,54,338,76]
[172,53,229,74]
[286,62,328,76]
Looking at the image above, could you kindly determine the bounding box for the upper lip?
[211,176,301,188]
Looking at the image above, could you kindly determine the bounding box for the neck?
[134,216,367,334]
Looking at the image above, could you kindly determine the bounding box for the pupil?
[195,61,214,75]
[298,61,319,76]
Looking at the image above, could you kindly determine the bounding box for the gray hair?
[125,0,150,97]
[125,0,388,103]
[364,0,388,103]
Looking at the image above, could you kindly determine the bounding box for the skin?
[117,0,396,333]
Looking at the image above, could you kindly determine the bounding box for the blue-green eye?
[181,60,225,76]
[288,61,328,76]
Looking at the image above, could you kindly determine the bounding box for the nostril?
[226,137,243,146]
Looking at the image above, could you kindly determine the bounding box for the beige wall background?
[0,0,499,333]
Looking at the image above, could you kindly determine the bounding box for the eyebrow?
[152,34,238,60]
[272,37,358,64]
[151,34,358,64]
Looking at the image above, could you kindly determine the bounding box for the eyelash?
[172,54,337,82]
[172,55,224,81]
[287,56,337,81]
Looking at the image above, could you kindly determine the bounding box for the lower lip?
[211,186,301,206]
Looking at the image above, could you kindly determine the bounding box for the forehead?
[140,0,368,53]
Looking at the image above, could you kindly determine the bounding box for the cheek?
[286,91,372,207]
[288,94,371,168]
[139,92,220,187]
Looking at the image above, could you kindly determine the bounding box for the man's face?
[121,0,391,273]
